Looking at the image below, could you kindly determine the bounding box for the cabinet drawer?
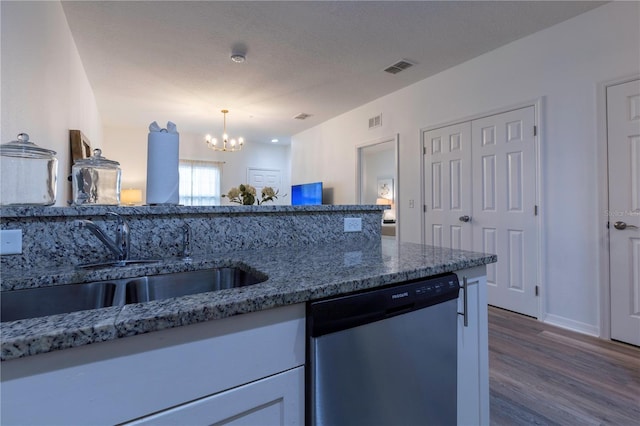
[126,367,304,425]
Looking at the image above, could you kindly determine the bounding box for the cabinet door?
[456,266,489,426]
[125,367,304,426]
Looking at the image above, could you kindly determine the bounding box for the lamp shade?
[121,188,142,206]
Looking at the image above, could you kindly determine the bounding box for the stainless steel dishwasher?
[307,273,459,426]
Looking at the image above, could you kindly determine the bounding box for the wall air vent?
[368,114,382,129]
[293,113,312,120]
[384,59,415,75]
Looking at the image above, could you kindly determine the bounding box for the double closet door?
[423,106,538,317]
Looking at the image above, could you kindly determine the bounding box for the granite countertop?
[0,204,384,218]
[0,240,496,361]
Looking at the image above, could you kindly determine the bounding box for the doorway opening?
[356,135,400,241]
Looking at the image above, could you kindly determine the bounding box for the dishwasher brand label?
[391,291,409,299]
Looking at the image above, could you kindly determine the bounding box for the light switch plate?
[1,229,23,255]
[344,218,362,232]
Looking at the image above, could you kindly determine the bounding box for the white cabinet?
[456,266,489,426]
[0,304,305,425]
[126,366,304,426]
[1,270,489,426]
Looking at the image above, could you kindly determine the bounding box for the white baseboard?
[542,313,600,337]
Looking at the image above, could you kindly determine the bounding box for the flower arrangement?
[223,184,280,205]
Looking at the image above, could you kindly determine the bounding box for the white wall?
[103,126,291,205]
[291,2,640,334]
[0,1,102,206]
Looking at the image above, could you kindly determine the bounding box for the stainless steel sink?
[1,282,117,322]
[126,267,267,303]
[1,266,267,322]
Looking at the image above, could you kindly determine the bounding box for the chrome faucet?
[76,212,130,264]
[181,222,192,261]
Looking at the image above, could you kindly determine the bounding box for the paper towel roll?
[146,130,179,205]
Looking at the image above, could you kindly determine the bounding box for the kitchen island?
[1,206,495,425]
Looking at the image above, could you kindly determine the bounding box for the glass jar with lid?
[72,148,121,205]
[0,133,58,206]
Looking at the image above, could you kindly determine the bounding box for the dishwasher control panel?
[414,275,459,297]
[308,273,459,337]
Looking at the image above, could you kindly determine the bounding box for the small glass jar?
[0,133,58,206]
[72,148,121,205]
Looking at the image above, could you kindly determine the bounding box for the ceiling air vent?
[368,114,382,129]
[293,113,312,120]
[384,59,415,75]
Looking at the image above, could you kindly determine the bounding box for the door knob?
[459,215,471,223]
[614,221,639,230]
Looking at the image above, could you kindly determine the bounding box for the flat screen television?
[291,182,323,205]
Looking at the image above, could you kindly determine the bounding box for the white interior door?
[423,106,539,318]
[608,78,640,346]
[423,122,473,250]
[247,168,282,203]
[472,106,538,318]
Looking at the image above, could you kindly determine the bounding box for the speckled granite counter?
[0,240,496,361]
[1,205,385,272]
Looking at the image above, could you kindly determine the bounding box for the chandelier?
[205,109,245,152]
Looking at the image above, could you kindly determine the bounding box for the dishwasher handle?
[458,276,478,327]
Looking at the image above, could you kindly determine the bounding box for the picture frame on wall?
[69,129,92,163]
[377,177,393,201]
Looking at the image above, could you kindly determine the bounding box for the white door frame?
[419,99,544,319]
[596,74,640,340]
[356,134,400,242]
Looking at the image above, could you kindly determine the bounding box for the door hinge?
[534,205,538,216]
[423,146,427,155]
[423,205,427,213]
[533,125,537,136]
[535,285,539,296]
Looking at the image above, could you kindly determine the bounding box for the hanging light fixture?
[205,109,245,152]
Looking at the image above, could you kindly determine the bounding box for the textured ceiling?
[61,1,604,145]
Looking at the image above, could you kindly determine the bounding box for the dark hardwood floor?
[488,307,640,426]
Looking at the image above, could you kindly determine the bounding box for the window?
[179,160,222,206]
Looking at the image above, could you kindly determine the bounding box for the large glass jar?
[72,148,121,205]
[0,133,58,206]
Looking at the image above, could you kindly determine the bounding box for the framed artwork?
[377,177,393,201]
[70,130,92,163]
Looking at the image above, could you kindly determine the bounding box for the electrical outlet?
[344,217,362,232]
[0,229,22,255]
[344,251,363,266]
